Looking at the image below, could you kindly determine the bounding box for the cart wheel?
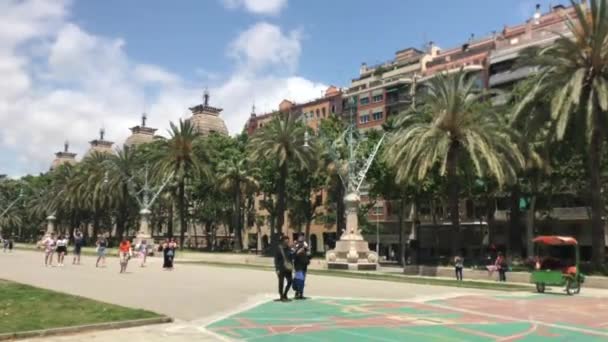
[565,279,577,296]
[536,283,545,293]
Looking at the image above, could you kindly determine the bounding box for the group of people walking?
[274,233,311,302]
[38,231,178,273]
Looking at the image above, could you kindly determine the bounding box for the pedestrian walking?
[293,233,311,300]
[55,234,68,266]
[96,235,108,268]
[138,240,148,267]
[72,230,84,265]
[2,235,8,253]
[162,238,176,270]
[274,235,293,302]
[454,255,464,281]
[495,252,507,282]
[118,237,132,273]
[7,237,13,253]
[43,233,56,267]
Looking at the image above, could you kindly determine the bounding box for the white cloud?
[0,1,326,176]
[134,64,180,85]
[221,0,287,15]
[228,22,301,73]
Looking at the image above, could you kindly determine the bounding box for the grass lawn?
[0,280,160,334]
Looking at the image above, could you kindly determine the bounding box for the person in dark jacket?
[274,235,293,302]
[292,233,310,299]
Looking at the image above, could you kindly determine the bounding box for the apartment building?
[245,86,343,135]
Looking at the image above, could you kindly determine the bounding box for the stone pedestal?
[46,215,56,235]
[326,192,378,270]
[133,208,154,250]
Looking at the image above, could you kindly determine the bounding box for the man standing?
[293,233,311,300]
[274,235,293,302]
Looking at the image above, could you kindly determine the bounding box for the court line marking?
[425,301,608,338]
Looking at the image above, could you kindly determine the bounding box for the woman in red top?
[118,238,132,274]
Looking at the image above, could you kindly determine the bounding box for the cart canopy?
[533,235,578,246]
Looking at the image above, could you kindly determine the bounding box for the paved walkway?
[1,250,510,341]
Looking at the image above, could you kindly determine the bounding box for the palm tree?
[514,0,608,266]
[386,71,524,256]
[154,119,208,247]
[217,150,259,251]
[71,152,112,238]
[104,146,140,238]
[249,113,312,241]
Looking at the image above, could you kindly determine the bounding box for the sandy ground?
[1,250,605,341]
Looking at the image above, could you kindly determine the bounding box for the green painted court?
[207,293,608,341]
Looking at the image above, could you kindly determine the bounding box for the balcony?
[494,207,591,222]
[386,95,412,106]
[489,66,538,87]
[536,207,591,221]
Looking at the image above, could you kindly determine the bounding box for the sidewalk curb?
[0,316,173,341]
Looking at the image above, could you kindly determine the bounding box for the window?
[322,108,326,117]
[360,97,370,105]
[372,94,383,103]
[331,105,336,113]
[372,111,383,121]
[373,206,383,215]
[359,114,370,124]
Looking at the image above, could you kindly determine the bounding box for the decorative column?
[46,214,56,235]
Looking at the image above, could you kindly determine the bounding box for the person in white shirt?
[55,235,68,266]
[43,233,56,267]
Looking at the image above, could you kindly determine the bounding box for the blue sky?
[0,0,565,176]
[71,0,563,86]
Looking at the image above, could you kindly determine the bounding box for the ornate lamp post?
[105,164,173,245]
[304,97,385,270]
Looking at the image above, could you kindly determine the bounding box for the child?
[138,240,148,267]
[96,235,108,268]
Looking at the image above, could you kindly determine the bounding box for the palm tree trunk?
[589,129,605,268]
[509,183,522,257]
[234,183,243,251]
[205,221,212,250]
[526,195,537,258]
[398,197,406,266]
[178,179,187,248]
[336,180,345,238]
[447,141,461,257]
[93,208,100,239]
[304,218,312,242]
[276,163,288,238]
[167,204,174,238]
